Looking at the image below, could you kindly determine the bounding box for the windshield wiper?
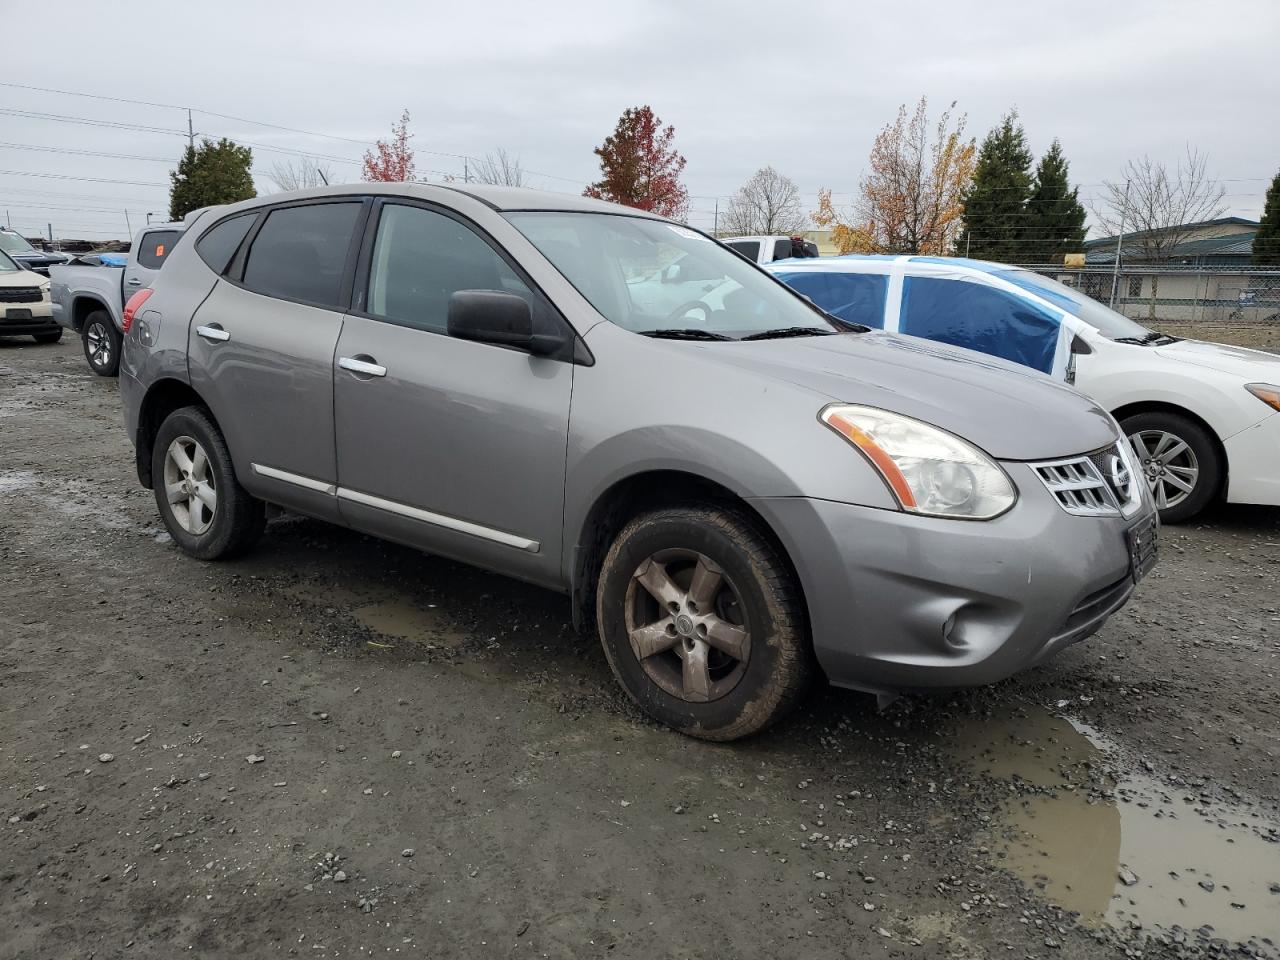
[639,328,734,342]
[1113,331,1174,346]
[739,326,837,341]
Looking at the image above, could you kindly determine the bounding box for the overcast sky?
[2,0,1276,242]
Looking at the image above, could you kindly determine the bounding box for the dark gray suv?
[119,184,1157,740]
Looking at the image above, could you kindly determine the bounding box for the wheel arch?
[135,378,214,489]
[569,469,809,639]
[71,295,114,333]
[1111,400,1229,495]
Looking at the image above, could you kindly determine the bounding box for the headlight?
[41,283,51,301]
[1246,383,1280,412]
[820,404,1016,519]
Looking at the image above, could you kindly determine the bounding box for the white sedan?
[768,255,1280,522]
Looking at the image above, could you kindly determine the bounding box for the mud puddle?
[954,708,1279,950]
[278,581,472,650]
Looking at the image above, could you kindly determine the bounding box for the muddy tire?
[82,310,120,377]
[152,405,264,560]
[33,330,63,344]
[1121,411,1221,524]
[595,504,813,741]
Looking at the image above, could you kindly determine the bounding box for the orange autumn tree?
[814,98,975,254]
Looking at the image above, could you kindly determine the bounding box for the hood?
[1154,339,1280,380]
[0,267,48,288]
[709,331,1118,461]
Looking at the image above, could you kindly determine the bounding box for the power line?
[0,141,179,163]
[0,107,187,137]
[0,169,169,187]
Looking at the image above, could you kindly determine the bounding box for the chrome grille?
[1033,442,1141,517]
[0,287,42,304]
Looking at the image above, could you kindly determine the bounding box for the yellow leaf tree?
[814,98,975,255]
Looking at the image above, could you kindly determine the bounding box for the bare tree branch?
[721,166,806,236]
[1092,147,1227,261]
[266,158,335,192]
[472,148,527,187]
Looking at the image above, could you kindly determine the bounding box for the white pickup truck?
[50,221,188,376]
[723,235,820,265]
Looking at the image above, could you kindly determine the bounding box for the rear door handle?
[339,356,387,378]
[196,324,230,343]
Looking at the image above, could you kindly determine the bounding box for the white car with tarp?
[768,255,1280,522]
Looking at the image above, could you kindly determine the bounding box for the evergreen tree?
[1253,169,1280,266]
[957,111,1033,262]
[168,138,256,221]
[1025,140,1087,263]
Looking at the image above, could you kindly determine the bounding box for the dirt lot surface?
[1150,322,1280,351]
[3,337,1279,960]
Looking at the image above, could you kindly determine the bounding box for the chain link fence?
[1017,265,1280,325]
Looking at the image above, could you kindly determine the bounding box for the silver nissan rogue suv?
[118,184,1158,740]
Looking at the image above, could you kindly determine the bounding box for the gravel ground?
[2,336,1278,960]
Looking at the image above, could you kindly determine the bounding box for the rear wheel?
[33,330,62,344]
[1121,411,1221,523]
[595,505,812,741]
[152,406,264,560]
[82,310,120,377]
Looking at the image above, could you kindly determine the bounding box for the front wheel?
[595,505,813,741]
[1121,411,1222,523]
[82,310,120,377]
[152,406,265,560]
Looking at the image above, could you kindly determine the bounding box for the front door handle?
[339,356,387,378]
[126,277,143,286]
[196,324,230,343]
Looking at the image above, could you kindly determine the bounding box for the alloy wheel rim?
[1129,429,1199,510]
[87,322,111,370]
[623,548,751,703]
[162,435,217,535]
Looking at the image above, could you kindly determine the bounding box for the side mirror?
[447,290,564,357]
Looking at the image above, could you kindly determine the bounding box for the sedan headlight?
[1246,383,1280,412]
[820,404,1016,519]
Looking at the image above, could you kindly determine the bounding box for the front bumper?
[750,462,1155,694]
[0,300,57,336]
[1224,410,1280,507]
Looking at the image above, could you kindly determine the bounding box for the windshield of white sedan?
[996,269,1163,342]
[506,212,843,340]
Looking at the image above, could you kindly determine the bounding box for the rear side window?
[136,230,181,269]
[241,202,362,308]
[777,271,889,328]
[726,240,760,262]
[365,203,541,336]
[900,276,1061,373]
[196,214,257,275]
[772,239,792,262]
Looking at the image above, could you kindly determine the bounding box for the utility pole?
[4,210,9,229]
[463,158,470,184]
[124,210,132,237]
[713,198,719,237]
[187,109,195,151]
[1108,180,1130,309]
[47,223,53,250]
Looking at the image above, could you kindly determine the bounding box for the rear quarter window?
[136,230,182,269]
[726,240,760,262]
[196,214,258,275]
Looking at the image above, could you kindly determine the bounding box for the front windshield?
[0,232,38,256]
[505,212,841,340]
[0,250,19,273]
[996,269,1155,341]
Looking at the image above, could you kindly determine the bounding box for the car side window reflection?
[366,204,540,335]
